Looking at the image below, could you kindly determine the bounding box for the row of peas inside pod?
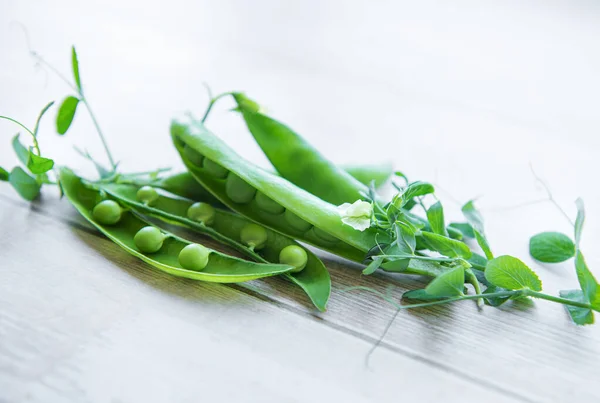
[91,185,308,273]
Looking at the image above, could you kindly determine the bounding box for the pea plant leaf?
[12,134,30,166]
[363,256,384,275]
[420,231,472,258]
[424,266,465,297]
[9,167,41,201]
[462,200,484,231]
[468,253,488,272]
[559,289,595,325]
[72,46,82,92]
[393,181,434,208]
[483,285,512,307]
[448,222,475,238]
[427,201,447,236]
[56,96,80,135]
[461,200,493,260]
[0,167,9,181]
[529,232,575,263]
[575,251,600,310]
[382,222,416,272]
[574,198,585,248]
[27,151,54,174]
[485,255,542,291]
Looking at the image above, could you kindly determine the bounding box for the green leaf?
[56,96,80,135]
[33,101,55,136]
[468,253,488,271]
[420,231,472,258]
[448,222,475,238]
[382,222,416,272]
[403,288,448,301]
[12,133,30,166]
[427,201,447,236]
[574,198,585,248]
[462,200,485,232]
[396,181,434,207]
[27,152,54,174]
[363,256,384,275]
[529,232,575,263]
[0,166,9,181]
[485,255,542,291]
[72,46,82,92]
[559,290,594,325]
[483,285,511,307]
[424,266,465,297]
[474,229,494,260]
[575,251,600,310]
[9,167,41,201]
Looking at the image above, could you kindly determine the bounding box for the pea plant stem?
[31,51,117,171]
[525,290,594,310]
[0,116,40,154]
[201,92,233,123]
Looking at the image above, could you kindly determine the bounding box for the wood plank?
[0,196,518,403]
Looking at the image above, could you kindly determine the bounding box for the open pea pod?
[170,116,388,263]
[232,93,371,205]
[99,182,331,311]
[59,168,294,283]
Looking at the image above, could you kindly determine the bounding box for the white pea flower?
[337,200,373,231]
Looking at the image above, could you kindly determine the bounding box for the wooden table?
[1,1,599,402]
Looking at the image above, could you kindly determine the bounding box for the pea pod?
[343,163,393,189]
[232,93,372,205]
[59,168,294,283]
[98,182,331,310]
[171,116,387,262]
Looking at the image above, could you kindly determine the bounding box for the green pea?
[183,145,205,167]
[136,186,159,205]
[284,210,312,232]
[203,159,229,179]
[240,223,268,250]
[313,227,339,243]
[92,200,122,225]
[255,191,284,214]
[134,226,166,253]
[279,245,308,273]
[225,173,257,204]
[178,243,210,271]
[187,202,215,225]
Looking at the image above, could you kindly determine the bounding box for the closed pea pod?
[232,93,372,206]
[98,181,332,311]
[60,168,295,283]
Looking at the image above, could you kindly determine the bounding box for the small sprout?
[92,200,122,225]
[225,173,256,203]
[178,243,210,271]
[240,223,268,250]
[134,226,166,253]
[203,158,229,178]
[337,200,373,232]
[279,245,308,273]
[187,202,215,225]
[136,186,159,205]
[255,191,284,214]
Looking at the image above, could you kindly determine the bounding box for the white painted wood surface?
[1,1,599,402]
